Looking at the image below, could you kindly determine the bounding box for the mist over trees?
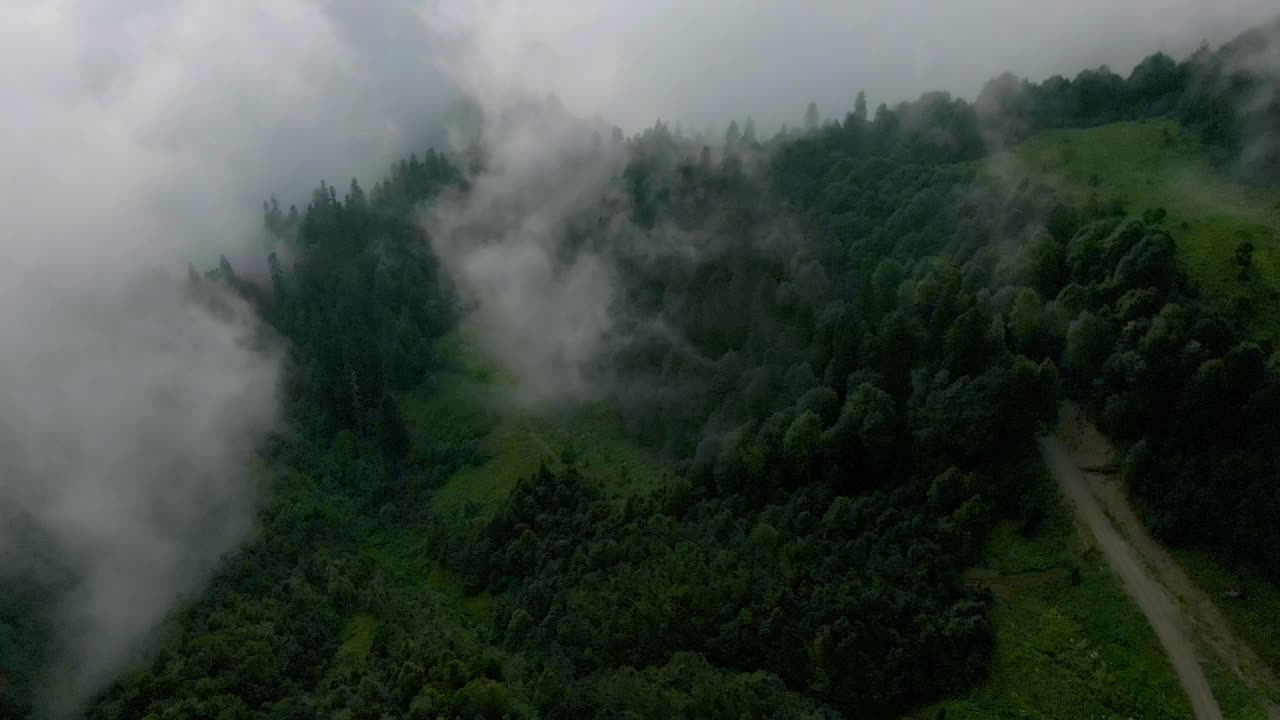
[2,8,1280,720]
[975,16,1280,180]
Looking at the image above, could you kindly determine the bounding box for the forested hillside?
[4,17,1277,720]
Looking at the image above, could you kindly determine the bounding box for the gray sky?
[7,1,1271,220]
[424,0,1279,135]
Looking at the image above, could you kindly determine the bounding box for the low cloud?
[420,99,627,404]
[0,1,448,714]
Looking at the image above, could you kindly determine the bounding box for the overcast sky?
[425,0,1279,135]
[660,1,1275,129]
[7,1,1272,222]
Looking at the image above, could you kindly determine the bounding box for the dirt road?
[1040,432,1221,719]
[1042,402,1280,720]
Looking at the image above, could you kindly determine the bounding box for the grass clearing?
[327,322,674,649]
[337,614,379,662]
[359,497,497,625]
[1174,548,1280,679]
[403,326,673,517]
[425,565,495,622]
[1200,652,1272,720]
[991,118,1280,340]
[916,457,1275,718]
[407,376,671,516]
[916,470,1193,719]
[360,510,498,626]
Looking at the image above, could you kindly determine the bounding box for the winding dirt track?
[1041,402,1280,720]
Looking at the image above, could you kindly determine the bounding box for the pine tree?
[724,120,741,153]
[805,102,820,132]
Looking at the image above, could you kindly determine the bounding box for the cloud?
[1217,18,1280,175]
[0,0,447,714]
[419,96,627,405]
[0,278,281,715]
[424,0,1277,134]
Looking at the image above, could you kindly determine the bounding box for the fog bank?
[0,1,448,713]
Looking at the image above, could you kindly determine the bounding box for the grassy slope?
[400,335,1205,718]
[915,465,1271,719]
[349,324,674,638]
[989,119,1280,714]
[370,151,1280,712]
[402,327,672,517]
[1174,548,1280,679]
[396,333,1267,717]
[992,118,1280,340]
[915,472,1195,719]
[407,379,670,515]
[336,614,379,662]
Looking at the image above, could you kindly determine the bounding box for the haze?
[432,0,1278,132]
[1,0,1275,715]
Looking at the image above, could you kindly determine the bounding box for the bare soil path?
[1042,402,1280,720]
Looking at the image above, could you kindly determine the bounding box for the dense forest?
[4,17,1279,720]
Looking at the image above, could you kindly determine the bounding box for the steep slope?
[66,20,1280,720]
[992,119,1280,339]
[1047,402,1280,718]
[1043,415,1221,720]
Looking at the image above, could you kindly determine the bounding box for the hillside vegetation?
[2,17,1278,720]
[402,329,672,517]
[994,118,1280,339]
